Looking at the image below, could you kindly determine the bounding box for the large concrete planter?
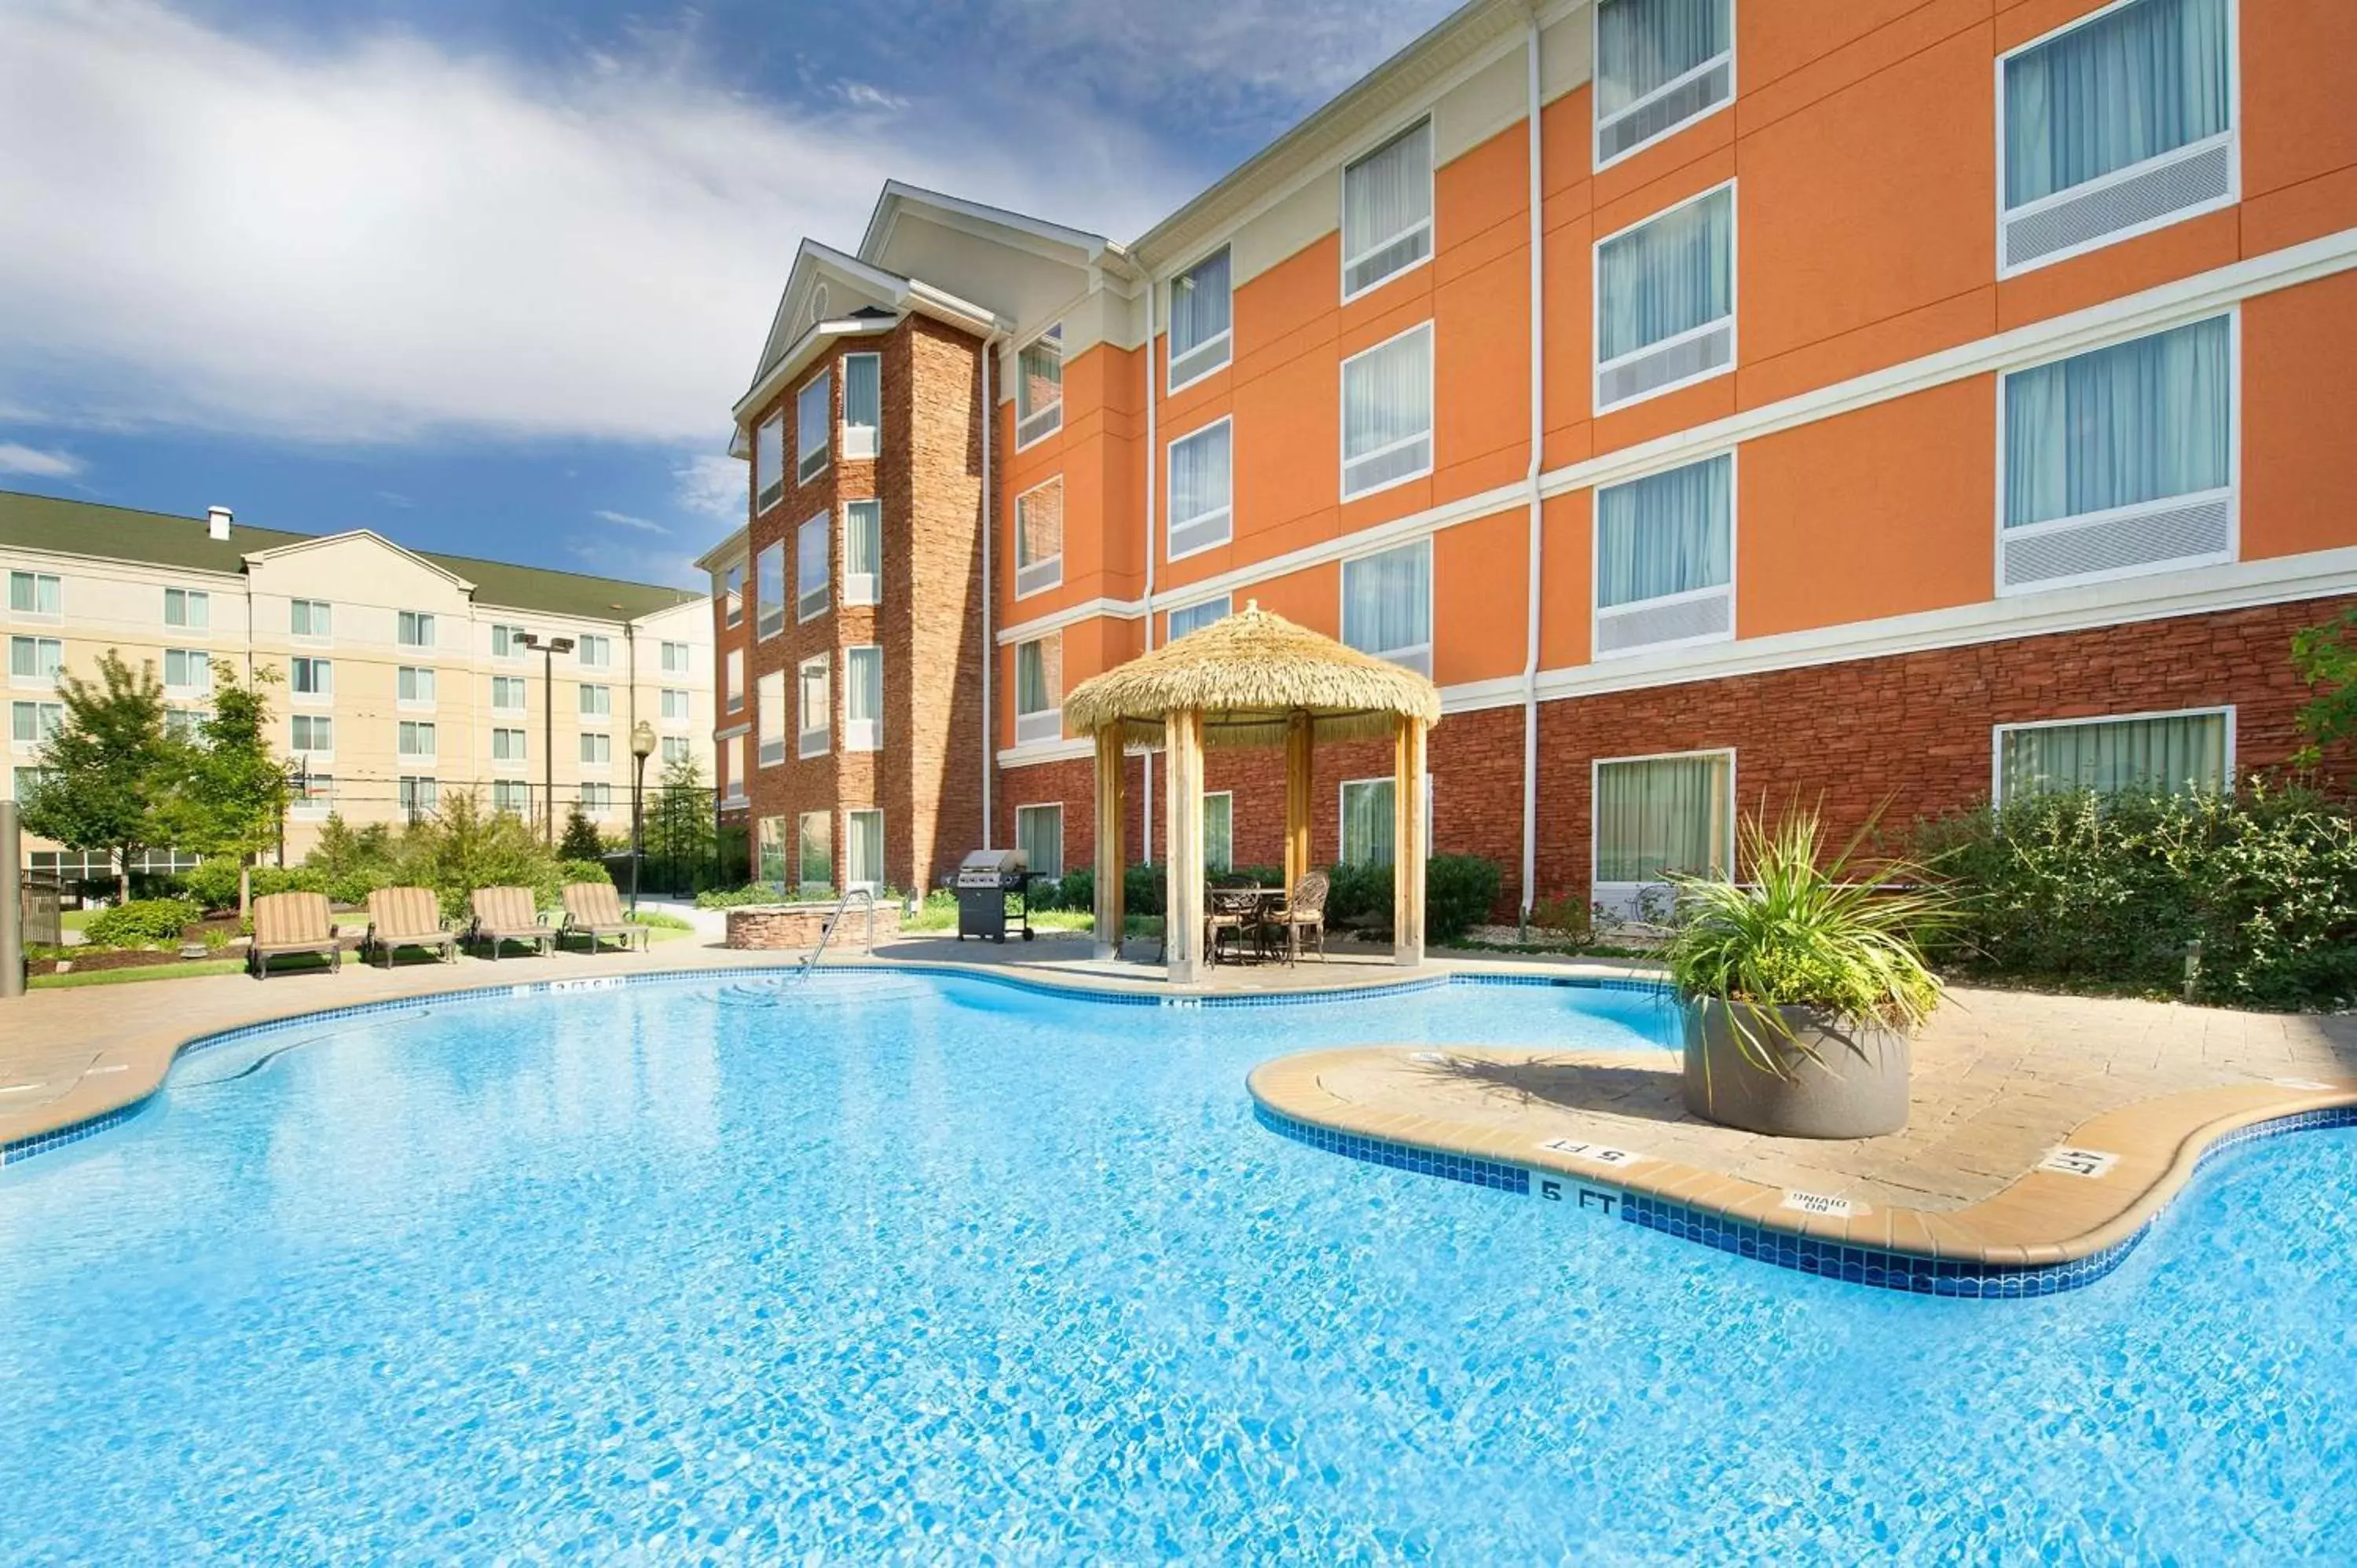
[1681,998,1910,1139]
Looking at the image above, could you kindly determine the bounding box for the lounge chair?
[469,885,554,958]
[1263,871,1329,965]
[362,886,458,969]
[248,891,343,978]
[559,881,647,954]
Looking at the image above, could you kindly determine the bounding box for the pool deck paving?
[5,930,2354,1277]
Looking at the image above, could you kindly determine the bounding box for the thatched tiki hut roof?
[1061,601,1442,747]
[1068,601,1437,982]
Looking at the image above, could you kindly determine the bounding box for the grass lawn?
[31,958,249,989]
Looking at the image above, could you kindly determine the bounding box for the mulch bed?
[35,914,257,977]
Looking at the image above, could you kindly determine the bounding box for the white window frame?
[756,412,786,511]
[844,644,882,753]
[578,683,612,718]
[1014,802,1065,879]
[1337,777,1396,867]
[660,639,690,676]
[1338,537,1434,678]
[797,511,830,623]
[1992,309,2241,598]
[843,499,882,606]
[9,636,63,687]
[493,621,527,660]
[1014,476,1065,599]
[1590,448,1739,661]
[843,807,885,894]
[1589,746,1736,921]
[577,633,612,670]
[1592,0,1739,173]
[1202,789,1234,874]
[292,657,334,705]
[1994,0,2242,280]
[398,720,438,761]
[722,564,745,628]
[755,540,786,639]
[1013,636,1061,746]
[723,734,747,806]
[396,665,437,709]
[1337,320,1436,502]
[290,598,332,643]
[1167,416,1234,561]
[398,610,435,650]
[725,649,746,715]
[1593,179,1739,416]
[796,809,833,891]
[579,782,614,815]
[1014,322,1065,450]
[490,673,525,714]
[492,726,529,767]
[797,368,831,485]
[1339,118,1435,304]
[163,647,211,696]
[1990,705,2236,804]
[491,779,531,815]
[11,699,64,748]
[797,652,831,759]
[1167,245,1233,393]
[163,587,208,633]
[291,773,335,818]
[661,687,691,725]
[579,731,613,769]
[8,571,62,620]
[1167,594,1232,642]
[757,669,787,768]
[289,713,334,760]
[841,351,882,460]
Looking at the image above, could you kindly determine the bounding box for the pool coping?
[1246,1046,2357,1298]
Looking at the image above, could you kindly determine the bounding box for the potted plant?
[1659,806,1950,1139]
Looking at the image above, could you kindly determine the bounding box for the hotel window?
[1340,322,1433,499]
[1014,478,1063,598]
[841,353,882,460]
[293,657,333,700]
[163,588,209,631]
[8,571,61,617]
[1341,539,1432,677]
[724,735,746,802]
[1593,749,1733,921]
[794,811,833,890]
[1340,779,1395,866]
[13,766,49,797]
[164,705,207,741]
[1169,246,1233,390]
[492,780,531,815]
[9,636,62,683]
[845,645,882,752]
[757,670,787,766]
[797,512,830,622]
[757,815,787,885]
[797,654,831,758]
[1015,324,1064,448]
[661,735,691,766]
[1341,119,1433,299]
[660,639,690,676]
[398,665,436,705]
[844,808,884,893]
[1014,636,1061,746]
[579,782,613,813]
[725,650,745,713]
[578,683,612,717]
[1596,183,1735,413]
[1168,595,1231,641]
[11,701,63,745]
[289,714,333,756]
[492,674,525,713]
[291,598,332,639]
[398,610,435,649]
[493,622,526,658]
[577,633,611,669]
[755,541,786,638]
[844,500,882,606]
[580,732,611,766]
[1996,709,2230,802]
[797,371,830,484]
[1594,0,1735,169]
[723,565,744,628]
[493,727,528,763]
[661,687,691,724]
[2001,0,2234,274]
[398,720,436,760]
[1015,804,1064,880]
[2000,314,2233,594]
[757,412,786,511]
[1168,419,1233,559]
[293,774,335,817]
[1203,791,1233,874]
[1594,453,1734,658]
[163,648,212,695]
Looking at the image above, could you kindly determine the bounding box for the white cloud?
[0,441,84,477]
[594,508,669,535]
[672,452,746,523]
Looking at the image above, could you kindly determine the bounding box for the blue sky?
[0,0,1453,586]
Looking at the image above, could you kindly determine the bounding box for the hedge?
[84,897,204,948]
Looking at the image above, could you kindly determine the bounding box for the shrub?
[1124,861,1168,918]
[1913,783,2357,1010]
[1324,861,1393,928]
[179,859,245,912]
[696,885,779,909]
[251,866,329,899]
[1053,865,1092,914]
[83,896,203,949]
[558,804,605,863]
[1425,854,1503,945]
[558,859,613,888]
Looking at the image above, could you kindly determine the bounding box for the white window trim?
[797,653,831,758]
[797,511,831,624]
[9,572,63,623]
[1589,447,1739,660]
[1592,0,1739,174]
[1013,476,1065,599]
[1201,789,1235,871]
[1989,705,2235,803]
[755,541,786,641]
[1167,245,1235,394]
[845,644,883,753]
[1336,777,1397,866]
[1166,415,1235,562]
[9,636,64,690]
[840,351,882,460]
[1167,593,1232,642]
[1991,307,2241,598]
[398,721,438,763]
[288,714,335,764]
[843,500,882,606]
[291,658,334,708]
[1337,319,1437,503]
[1337,537,1434,678]
[1593,178,1739,416]
[796,365,831,485]
[162,588,207,636]
[1013,637,1062,746]
[289,599,332,645]
[396,666,438,712]
[757,672,787,768]
[1589,746,1738,913]
[757,412,786,512]
[842,808,885,894]
[1993,0,2241,280]
[1338,117,1435,305]
[1014,802,1065,878]
[1014,322,1066,452]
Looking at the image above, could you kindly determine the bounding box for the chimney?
[206,505,232,541]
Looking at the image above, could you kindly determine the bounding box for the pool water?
[2,973,2352,1561]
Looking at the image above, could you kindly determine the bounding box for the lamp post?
[629,720,656,914]
[514,632,575,845]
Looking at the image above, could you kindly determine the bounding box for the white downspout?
[1519,10,1546,935]
[981,330,999,848]
[1141,273,1159,866]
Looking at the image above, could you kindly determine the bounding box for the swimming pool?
[2,971,2351,1559]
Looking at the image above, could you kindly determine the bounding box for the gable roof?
[0,489,700,623]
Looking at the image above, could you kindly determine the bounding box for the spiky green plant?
[1659,805,1952,1079]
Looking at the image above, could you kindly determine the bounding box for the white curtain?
[2004,314,2230,528]
[846,500,882,580]
[1599,187,1732,362]
[1203,793,1233,873]
[847,647,882,724]
[797,514,830,606]
[842,353,881,432]
[2004,0,2229,208]
[1343,540,1431,660]
[847,811,883,889]
[757,671,786,757]
[1595,754,1728,884]
[1343,327,1432,463]
[1171,248,1232,357]
[1169,422,1231,528]
[1017,480,1061,567]
[1597,454,1732,607]
[1342,780,1395,866]
[1343,122,1432,265]
[1017,638,1059,715]
[1598,0,1732,118]
[797,659,828,739]
[2002,713,2225,798]
[1017,807,1064,878]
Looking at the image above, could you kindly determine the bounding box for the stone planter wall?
[724,903,900,951]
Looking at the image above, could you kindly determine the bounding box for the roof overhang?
[240,529,476,593]
[860,180,1135,280]
[693,526,749,573]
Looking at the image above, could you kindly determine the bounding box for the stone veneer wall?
[725,902,903,951]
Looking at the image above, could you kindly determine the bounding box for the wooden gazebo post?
[1164,709,1206,984]
[1392,714,1427,967]
[1091,726,1125,961]
[1283,711,1314,896]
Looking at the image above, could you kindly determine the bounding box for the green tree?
[156,662,294,918]
[645,752,715,888]
[559,800,606,862]
[2291,609,2357,766]
[18,650,174,902]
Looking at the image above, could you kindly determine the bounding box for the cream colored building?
[3,490,712,877]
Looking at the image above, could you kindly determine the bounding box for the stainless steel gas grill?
[955,848,1039,942]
